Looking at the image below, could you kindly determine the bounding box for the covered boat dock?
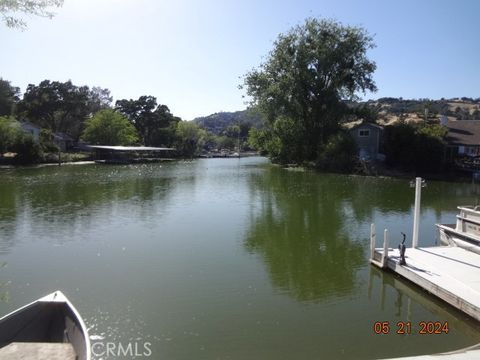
[89,145,176,164]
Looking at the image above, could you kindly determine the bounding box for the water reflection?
[245,167,480,303]
[0,163,192,252]
[368,266,480,342]
[1,159,480,359]
[246,168,365,301]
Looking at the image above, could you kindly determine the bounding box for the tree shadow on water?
[244,168,366,302]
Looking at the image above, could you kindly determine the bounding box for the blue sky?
[1,0,479,119]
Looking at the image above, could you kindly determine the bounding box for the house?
[444,120,480,171]
[53,132,74,151]
[348,122,384,161]
[20,122,41,142]
[19,122,76,151]
[445,120,480,157]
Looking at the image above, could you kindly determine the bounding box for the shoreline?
[1,157,477,184]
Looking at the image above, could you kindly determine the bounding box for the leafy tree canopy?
[115,96,180,146]
[16,80,111,139]
[0,116,44,163]
[175,121,207,158]
[383,123,447,173]
[88,86,113,115]
[243,17,376,163]
[0,116,22,153]
[81,109,139,146]
[0,78,20,116]
[0,0,64,29]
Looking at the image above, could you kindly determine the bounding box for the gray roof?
[349,122,384,131]
[445,120,480,146]
[20,121,41,130]
[88,145,176,151]
[54,132,74,141]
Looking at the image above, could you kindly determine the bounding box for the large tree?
[115,96,180,146]
[0,0,64,29]
[175,121,207,158]
[0,78,20,116]
[0,116,21,153]
[243,18,376,163]
[81,109,139,146]
[87,86,113,115]
[16,80,111,139]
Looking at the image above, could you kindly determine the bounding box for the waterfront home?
[444,119,480,171]
[53,132,75,151]
[20,121,41,142]
[445,120,480,157]
[348,122,385,161]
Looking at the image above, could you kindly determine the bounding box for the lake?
[1,157,480,359]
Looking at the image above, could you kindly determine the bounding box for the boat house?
[90,145,176,164]
[348,122,385,161]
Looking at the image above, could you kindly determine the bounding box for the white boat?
[437,205,480,254]
[0,290,91,360]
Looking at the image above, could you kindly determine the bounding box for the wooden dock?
[385,343,480,359]
[370,178,480,359]
[370,228,480,321]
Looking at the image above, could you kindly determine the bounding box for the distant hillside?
[193,109,264,134]
[363,97,480,125]
[194,98,480,134]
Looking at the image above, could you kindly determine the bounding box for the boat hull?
[0,291,90,360]
[437,224,480,255]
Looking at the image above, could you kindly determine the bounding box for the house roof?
[445,120,480,146]
[348,122,384,131]
[54,132,74,141]
[20,121,41,130]
[88,145,176,151]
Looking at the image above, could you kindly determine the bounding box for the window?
[467,147,480,156]
[359,129,370,137]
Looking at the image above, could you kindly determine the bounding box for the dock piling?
[370,223,376,261]
[411,177,426,248]
[382,229,389,267]
[369,225,390,268]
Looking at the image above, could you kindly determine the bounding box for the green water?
[1,157,480,359]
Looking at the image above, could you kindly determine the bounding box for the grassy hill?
[193,109,264,134]
[194,98,480,134]
[366,97,480,125]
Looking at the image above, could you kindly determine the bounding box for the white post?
[382,229,389,267]
[370,223,376,261]
[412,177,422,248]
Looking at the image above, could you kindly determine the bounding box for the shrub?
[316,132,357,172]
[0,116,22,154]
[13,134,44,164]
[82,109,139,145]
[383,123,446,173]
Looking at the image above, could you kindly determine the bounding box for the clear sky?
[1,0,479,120]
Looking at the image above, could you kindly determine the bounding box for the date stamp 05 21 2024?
[373,321,449,335]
